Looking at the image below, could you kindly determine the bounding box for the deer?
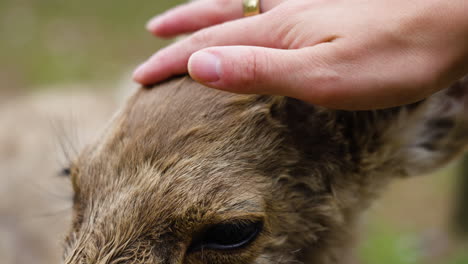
[62,75,468,264]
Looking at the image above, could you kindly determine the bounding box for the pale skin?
[133,0,468,110]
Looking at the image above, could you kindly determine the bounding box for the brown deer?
[63,76,468,264]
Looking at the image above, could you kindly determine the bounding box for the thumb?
[188,45,338,103]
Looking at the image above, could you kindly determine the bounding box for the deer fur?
[63,76,468,264]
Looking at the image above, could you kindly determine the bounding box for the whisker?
[49,116,79,170]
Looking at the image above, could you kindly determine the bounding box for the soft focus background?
[0,0,466,264]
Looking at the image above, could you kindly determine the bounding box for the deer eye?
[60,167,71,177]
[190,221,262,252]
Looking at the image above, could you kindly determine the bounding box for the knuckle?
[274,20,298,48]
[267,11,303,48]
[239,49,262,88]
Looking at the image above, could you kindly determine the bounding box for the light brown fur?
[63,76,468,264]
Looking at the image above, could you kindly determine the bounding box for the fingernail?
[146,16,163,31]
[133,62,147,82]
[189,52,221,83]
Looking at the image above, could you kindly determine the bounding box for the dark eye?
[189,221,262,252]
[59,167,71,177]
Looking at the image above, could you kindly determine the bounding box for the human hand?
[133,0,468,110]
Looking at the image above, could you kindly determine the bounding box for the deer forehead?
[73,158,269,223]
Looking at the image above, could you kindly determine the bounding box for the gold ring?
[243,0,261,17]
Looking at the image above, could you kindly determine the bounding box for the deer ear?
[273,77,468,178]
[354,78,468,177]
[396,78,468,176]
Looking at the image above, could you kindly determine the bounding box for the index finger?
[147,0,242,38]
[147,0,286,38]
[133,14,275,85]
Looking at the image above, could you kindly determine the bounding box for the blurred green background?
[0,0,184,94]
[360,164,468,264]
[0,0,466,263]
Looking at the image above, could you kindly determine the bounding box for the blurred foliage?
[0,0,184,93]
[360,163,468,264]
[361,222,468,264]
[361,223,422,264]
[453,154,468,237]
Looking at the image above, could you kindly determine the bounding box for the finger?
[187,44,434,110]
[147,0,242,38]
[133,14,276,85]
[187,45,344,104]
[147,0,285,38]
